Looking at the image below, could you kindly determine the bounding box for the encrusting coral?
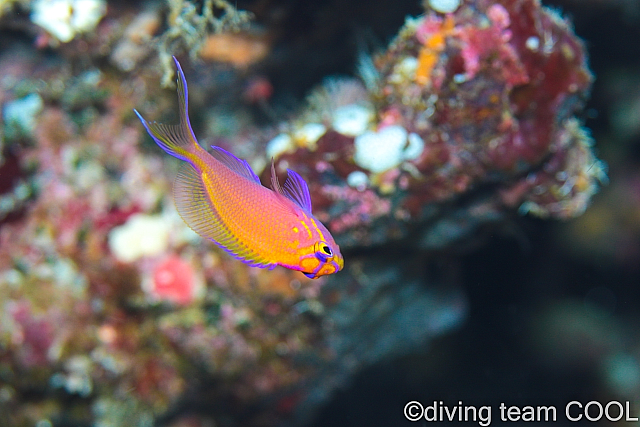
[266,0,605,248]
[0,0,605,425]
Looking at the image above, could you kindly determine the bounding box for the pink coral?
[148,255,198,305]
[457,4,527,85]
[322,185,391,233]
[7,302,55,368]
[416,14,449,44]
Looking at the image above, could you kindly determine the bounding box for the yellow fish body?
[135,58,343,278]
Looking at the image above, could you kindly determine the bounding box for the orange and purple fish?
[134,58,343,278]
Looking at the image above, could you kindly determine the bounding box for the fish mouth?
[325,259,344,276]
[303,259,343,279]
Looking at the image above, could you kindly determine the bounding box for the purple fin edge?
[282,169,313,212]
[270,160,313,212]
[214,238,276,269]
[210,145,261,184]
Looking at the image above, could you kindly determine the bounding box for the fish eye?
[314,241,333,258]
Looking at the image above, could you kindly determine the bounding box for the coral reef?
[265,0,605,249]
[0,49,461,427]
[0,0,607,425]
[156,0,253,86]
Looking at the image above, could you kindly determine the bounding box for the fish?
[134,57,344,279]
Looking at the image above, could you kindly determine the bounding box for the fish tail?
[134,57,200,162]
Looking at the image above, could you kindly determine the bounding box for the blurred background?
[0,0,639,426]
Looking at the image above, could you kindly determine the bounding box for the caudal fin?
[134,57,199,162]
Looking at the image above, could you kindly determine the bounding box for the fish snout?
[303,257,343,279]
[321,256,343,277]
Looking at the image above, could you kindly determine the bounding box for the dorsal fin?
[270,159,313,212]
[210,146,260,183]
[270,159,283,194]
[282,169,312,212]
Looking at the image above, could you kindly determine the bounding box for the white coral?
[353,125,425,173]
[31,0,106,43]
[108,214,171,263]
